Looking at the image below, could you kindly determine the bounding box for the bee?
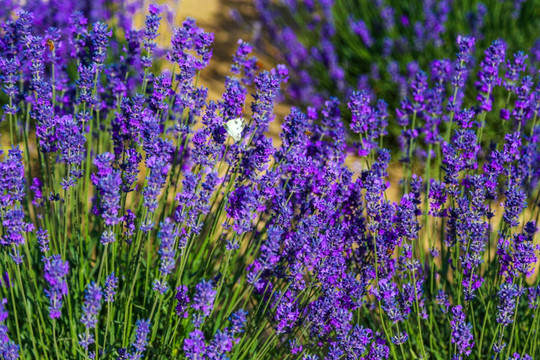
[304,130,313,137]
[46,39,55,51]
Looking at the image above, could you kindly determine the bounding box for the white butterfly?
[224,117,245,143]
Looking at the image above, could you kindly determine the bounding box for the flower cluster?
[0,2,537,360]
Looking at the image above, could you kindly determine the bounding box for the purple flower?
[396,193,421,240]
[143,150,172,213]
[80,282,103,329]
[0,57,20,99]
[100,230,115,245]
[184,329,206,359]
[205,331,235,359]
[175,285,190,318]
[123,210,137,244]
[37,228,50,253]
[130,319,151,358]
[169,17,214,71]
[95,169,123,227]
[142,4,163,67]
[349,90,372,134]
[511,233,537,277]
[221,76,247,122]
[456,108,476,129]
[120,149,143,193]
[341,325,373,356]
[504,51,528,92]
[78,333,94,351]
[56,114,86,178]
[349,18,373,47]
[92,152,122,228]
[271,289,300,334]
[77,65,95,104]
[104,272,118,302]
[453,35,476,89]
[528,285,540,310]
[91,22,112,67]
[0,298,19,359]
[0,145,25,206]
[476,39,506,112]
[411,70,428,112]
[435,290,451,313]
[150,74,173,112]
[510,354,533,360]
[43,255,69,319]
[192,279,216,319]
[251,70,283,132]
[512,75,534,128]
[231,39,253,75]
[391,331,408,345]
[496,282,523,327]
[467,3,487,39]
[429,180,447,217]
[450,305,474,356]
[289,339,303,355]
[503,182,526,228]
[25,35,48,98]
[279,107,309,155]
[112,95,144,156]
[231,39,259,85]
[239,137,275,181]
[152,279,169,295]
[448,35,475,113]
[226,185,261,234]
[0,298,7,324]
[229,309,248,335]
[377,279,406,323]
[30,177,44,208]
[1,206,34,250]
[367,339,389,360]
[157,218,178,279]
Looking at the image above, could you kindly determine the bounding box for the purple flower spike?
[192,279,216,319]
[184,329,206,359]
[104,272,118,302]
[1,298,20,359]
[157,218,178,278]
[43,255,69,319]
[130,319,151,358]
[452,35,476,89]
[450,305,474,357]
[175,285,190,318]
[91,22,112,67]
[476,39,506,112]
[80,282,103,329]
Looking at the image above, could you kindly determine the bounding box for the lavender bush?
[254,0,540,126]
[0,1,539,360]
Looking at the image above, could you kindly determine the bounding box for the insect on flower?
[46,39,55,51]
[224,117,245,143]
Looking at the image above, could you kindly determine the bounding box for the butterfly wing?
[225,118,245,142]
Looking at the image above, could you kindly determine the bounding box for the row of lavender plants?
[254,0,540,118]
[0,1,539,359]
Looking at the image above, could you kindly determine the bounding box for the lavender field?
[0,0,539,359]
